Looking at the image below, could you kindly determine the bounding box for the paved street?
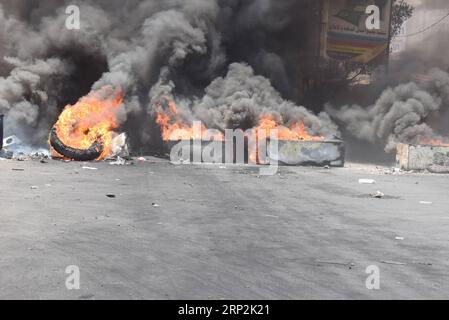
[1,158,448,299]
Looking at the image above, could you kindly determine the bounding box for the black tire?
[49,126,104,161]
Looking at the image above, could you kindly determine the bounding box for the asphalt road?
[0,158,448,299]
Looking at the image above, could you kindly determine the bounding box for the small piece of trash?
[359,179,376,184]
[219,166,226,169]
[12,168,25,171]
[152,203,160,207]
[137,157,146,162]
[381,260,406,266]
[316,260,355,267]
[395,237,405,241]
[371,191,385,199]
[106,194,116,198]
[82,166,98,170]
[30,186,39,190]
[110,156,126,166]
[420,201,433,205]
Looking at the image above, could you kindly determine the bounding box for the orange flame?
[418,138,449,147]
[51,86,124,160]
[248,114,324,164]
[255,114,324,141]
[155,98,323,144]
[155,97,224,141]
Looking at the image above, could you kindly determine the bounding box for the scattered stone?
[106,194,116,198]
[152,203,160,207]
[15,154,27,161]
[371,191,385,199]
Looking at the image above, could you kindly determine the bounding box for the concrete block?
[396,143,449,170]
[268,139,345,167]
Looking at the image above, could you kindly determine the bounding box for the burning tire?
[49,126,104,161]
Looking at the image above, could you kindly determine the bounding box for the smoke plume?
[328,69,449,151]
[0,0,330,149]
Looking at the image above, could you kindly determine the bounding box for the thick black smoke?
[328,69,449,152]
[0,0,332,149]
[327,0,449,157]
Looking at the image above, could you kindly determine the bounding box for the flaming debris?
[155,97,224,142]
[0,1,448,163]
[50,87,124,161]
[151,63,336,147]
[155,98,323,143]
[255,114,324,142]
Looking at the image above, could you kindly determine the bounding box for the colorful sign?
[325,0,392,63]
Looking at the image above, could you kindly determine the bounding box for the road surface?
[0,158,448,299]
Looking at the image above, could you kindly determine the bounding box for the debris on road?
[3,135,22,148]
[152,203,160,207]
[381,260,406,266]
[110,156,126,166]
[420,201,433,205]
[82,166,98,170]
[14,154,27,161]
[0,149,13,159]
[371,191,385,199]
[427,165,449,174]
[359,179,376,184]
[30,186,39,190]
[106,194,116,198]
[316,260,356,269]
[395,237,405,241]
[110,133,130,158]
